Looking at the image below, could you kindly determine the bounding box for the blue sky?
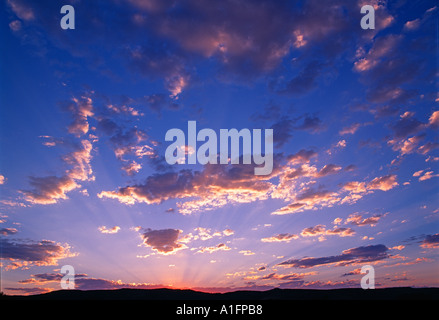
[0,0,438,295]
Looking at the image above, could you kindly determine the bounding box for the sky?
[0,0,438,295]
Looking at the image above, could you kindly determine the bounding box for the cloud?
[196,243,231,254]
[0,227,18,236]
[367,174,398,191]
[316,164,342,177]
[344,212,387,227]
[418,142,439,155]
[19,272,88,284]
[183,227,234,242]
[273,170,399,215]
[428,110,439,128]
[420,234,439,249]
[239,250,255,256]
[98,226,121,234]
[18,272,165,292]
[0,174,6,185]
[121,161,143,176]
[262,224,354,243]
[3,287,51,295]
[418,171,439,182]
[341,268,362,277]
[254,271,316,282]
[280,61,328,95]
[139,228,186,255]
[106,103,143,117]
[21,139,94,205]
[287,149,317,164]
[354,34,401,73]
[279,244,389,268]
[21,176,79,205]
[404,19,421,31]
[99,162,276,214]
[388,134,425,156]
[62,140,94,181]
[66,96,94,137]
[300,224,355,241]
[7,0,35,21]
[0,238,76,270]
[270,118,295,147]
[261,233,299,243]
[390,112,425,139]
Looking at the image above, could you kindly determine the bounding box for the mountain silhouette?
[2,287,438,300]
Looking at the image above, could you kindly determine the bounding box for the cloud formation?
[21,139,94,205]
[261,233,299,243]
[420,234,439,249]
[99,162,276,214]
[0,238,76,270]
[139,228,186,255]
[279,244,389,268]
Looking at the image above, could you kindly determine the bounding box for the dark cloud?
[271,118,295,147]
[294,115,324,133]
[280,61,327,95]
[270,114,324,147]
[19,272,88,284]
[21,175,79,205]
[420,234,439,249]
[5,0,371,96]
[140,228,186,255]
[279,244,389,268]
[390,114,425,139]
[0,238,74,270]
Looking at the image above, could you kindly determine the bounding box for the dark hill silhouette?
[2,287,438,300]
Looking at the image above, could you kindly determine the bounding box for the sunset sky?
[1,0,438,295]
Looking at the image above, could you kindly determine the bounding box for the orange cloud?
[98,226,121,234]
[67,96,94,137]
[22,139,94,205]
